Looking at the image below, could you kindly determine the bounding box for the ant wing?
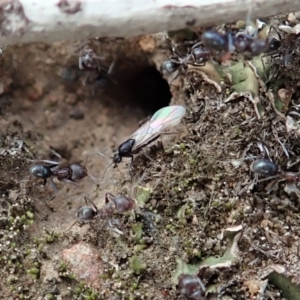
[130,105,186,152]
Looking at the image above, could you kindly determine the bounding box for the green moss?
[179,143,186,150]
[130,282,139,291]
[45,231,59,243]
[133,244,147,252]
[26,211,34,219]
[27,267,40,279]
[6,275,18,284]
[130,256,146,274]
[131,223,143,242]
[135,186,152,207]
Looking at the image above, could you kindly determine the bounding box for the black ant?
[261,24,300,83]
[161,42,211,82]
[249,139,300,192]
[70,193,136,232]
[78,47,105,71]
[99,105,186,178]
[201,22,282,59]
[76,45,116,89]
[251,158,300,183]
[29,160,88,192]
[250,159,278,177]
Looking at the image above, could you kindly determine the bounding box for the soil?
[1,14,300,300]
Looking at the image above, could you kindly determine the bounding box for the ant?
[99,105,186,178]
[70,193,136,232]
[76,45,116,89]
[78,47,105,71]
[161,42,211,82]
[248,138,300,191]
[29,160,88,192]
[201,30,234,53]
[202,29,279,57]
[251,158,300,183]
[261,24,300,82]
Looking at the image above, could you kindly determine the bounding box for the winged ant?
[98,105,186,178]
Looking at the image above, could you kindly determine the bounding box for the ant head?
[29,164,52,179]
[112,153,122,164]
[69,164,88,181]
[267,37,281,53]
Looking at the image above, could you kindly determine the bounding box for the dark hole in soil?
[105,64,172,116]
[127,66,172,115]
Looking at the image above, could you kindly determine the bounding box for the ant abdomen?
[202,30,229,51]
[113,195,136,213]
[29,164,53,179]
[161,60,179,75]
[77,206,98,221]
[250,159,278,177]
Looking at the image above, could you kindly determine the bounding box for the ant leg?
[128,156,135,179]
[48,148,62,160]
[47,195,57,202]
[142,151,155,163]
[49,178,58,193]
[105,193,115,204]
[172,46,183,59]
[107,219,124,235]
[269,24,282,41]
[169,67,182,84]
[107,60,115,75]
[89,221,99,232]
[84,196,99,212]
[28,159,60,167]
[59,179,79,187]
[129,155,134,170]
[68,220,78,231]
[190,41,203,50]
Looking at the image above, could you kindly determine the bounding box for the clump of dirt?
[1,13,300,300]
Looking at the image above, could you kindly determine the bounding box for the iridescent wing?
[130,105,186,152]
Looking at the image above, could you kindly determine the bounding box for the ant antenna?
[83,149,113,181]
[245,7,257,37]
[68,220,79,231]
[48,147,62,160]
[102,161,115,179]
[49,178,58,193]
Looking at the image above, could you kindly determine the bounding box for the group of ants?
[28,17,300,300]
